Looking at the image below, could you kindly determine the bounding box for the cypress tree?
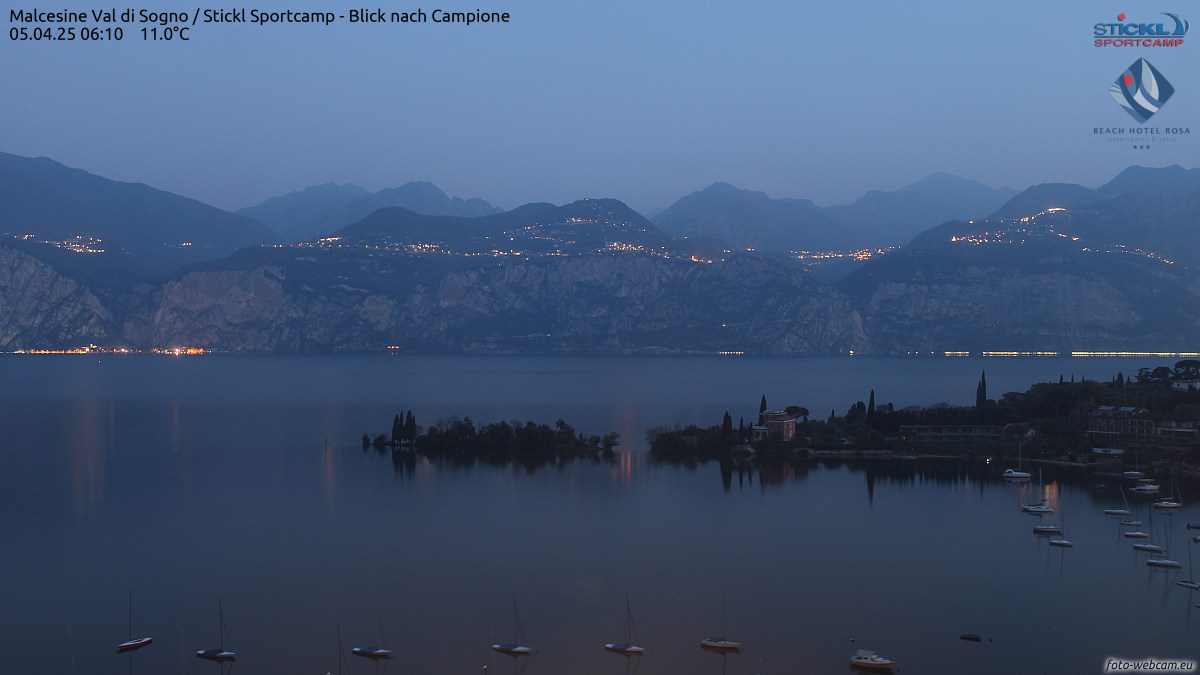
[721,411,733,443]
[404,410,416,442]
[976,371,987,408]
[391,414,403,445]
[867,390,876,417]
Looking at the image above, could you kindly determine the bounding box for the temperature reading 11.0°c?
[142,26,190,40]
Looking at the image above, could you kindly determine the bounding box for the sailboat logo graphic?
[1109,58,1174,123]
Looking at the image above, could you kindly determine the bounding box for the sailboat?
[850,648,896,671]
[1132,500,1168,553]
[1104,487,1132,516]
[1153,472,1183,509]
[700,594,742,652]
[1049,510,1074,547]
[352,614,395,661]
[1033,522,1062,535]
[604,595,646,655]
[116,592,152,653]
[196,598,237,662]
[1002,438,1031,480]
[492,597,532,655]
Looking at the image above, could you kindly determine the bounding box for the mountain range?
[236,181,502,243]
[2,151,1198,354]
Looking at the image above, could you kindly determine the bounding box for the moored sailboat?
[195,598,236,662]
[492,597,533,655]
[352,614,394,661]
[116,592,152,653]
[604,594,646,655]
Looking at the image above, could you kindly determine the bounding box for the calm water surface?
[1,355,1197,674]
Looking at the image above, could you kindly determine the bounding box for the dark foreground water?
[1,355,1197,674]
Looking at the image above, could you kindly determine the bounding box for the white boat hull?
[604,643,645,654]
[492,644,532,655]
[700,638,743,652]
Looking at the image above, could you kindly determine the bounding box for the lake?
[1,354,1197,674]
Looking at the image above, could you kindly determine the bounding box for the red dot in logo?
[1124,74,1134,87]
[1118,13,1126,20]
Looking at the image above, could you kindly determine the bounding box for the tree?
[785,405,809,422]
[867,390,876,421]
[602,432,621,451]
[361,434,370,449]
[404,410,416,442]
[391,414,403,445]
[720,411,733,444]
[976,371,987,409]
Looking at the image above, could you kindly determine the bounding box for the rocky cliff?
[126,251,870,354]
[0,243,117,348]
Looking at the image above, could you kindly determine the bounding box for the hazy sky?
[2,0,1196,211]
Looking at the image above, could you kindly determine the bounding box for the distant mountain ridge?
[653,181,861,253]
[3,153,1200,353]
[0,151,277,277]
[336,198,674,255]
[236,182,369,243]
[826,172,1016,246]
[239,180,503,242]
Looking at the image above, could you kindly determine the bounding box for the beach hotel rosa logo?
[1095,12,1188,46]
[1109,59,1174,123]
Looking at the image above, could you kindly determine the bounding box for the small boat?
[1187,523,1200,530]
[1153,499,1182,510]
[1123,470,1145,479]
[117,637,152,653]
[1023,504,1053,514]
[1120,519,1143,527]
[850,649,896,671]
[352,614,394,661]
[700,592,741,652]
[1104,508,1131,516]
[1049,510,1073,547]
[196,598,236,662]
[1194,536,1200,544]
[351,646,394,660]
[604,595,646,655]
[1134,481,1161,493]
[492,643,532,655]
[1133,543,1165,554]
[1147,557,1183,569]
[959,633,982,642]
[1002,469,1031,481]
[1033,524,1062,535]
[116,592,152,653]
[492,597,532,656]
[1123,531,1151,539]
[699,638,743,652]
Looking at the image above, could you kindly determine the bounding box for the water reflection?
[69,399,107,517]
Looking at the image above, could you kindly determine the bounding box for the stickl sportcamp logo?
[1109,59,1174,123]
[1094,12,1188,46]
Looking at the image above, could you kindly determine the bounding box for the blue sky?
[1,0,1195,211]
